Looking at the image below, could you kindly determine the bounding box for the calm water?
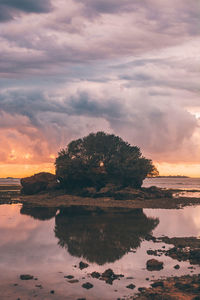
[143,177,200,197]
[0,203,200,299]
[0,178,20,185]
[143,177,200,190]
[0,178,200,299]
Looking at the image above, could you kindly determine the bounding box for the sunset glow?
[0,0,199,178]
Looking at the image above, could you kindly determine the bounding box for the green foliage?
[55,132,158,190]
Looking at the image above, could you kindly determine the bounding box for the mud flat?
[18,192,200,210]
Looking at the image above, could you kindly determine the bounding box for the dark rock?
[126,284,136,289]
[50,290,55,294]
[147,249,159,256]
[146,259,164,271]
[68,279,79,283]
[64,275,74,279]
[21,172,57,195]
[174,282,193,291]
[151,281,164,288]
[102,269,115,278]
[20,274,34,280]
[193,297,200,300]
[126,276,134,279]
[189,249,200,263]
[138,287,146,292]
[82,282,93,289]
[77,298,86,300]
[101,269,123,285]
[174,264,180,269]
[91,271,100,278]
[143,186,173,199]
[105,278,114,285]
[145,234,157,242]
[79,261,89,270]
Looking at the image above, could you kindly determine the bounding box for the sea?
[1,176,200,189]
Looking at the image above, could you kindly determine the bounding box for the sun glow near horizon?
[0,161,200,179]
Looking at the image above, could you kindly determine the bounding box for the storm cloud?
[0,0,199,175]
[0,0,52,22]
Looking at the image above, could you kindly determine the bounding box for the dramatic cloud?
[0,0,52,22]
[0,0,199,176]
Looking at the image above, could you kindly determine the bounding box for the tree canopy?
[55,131,158,190]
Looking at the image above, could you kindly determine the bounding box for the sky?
[0,0,200,177]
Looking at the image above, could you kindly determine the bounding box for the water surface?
[1,203,200,299]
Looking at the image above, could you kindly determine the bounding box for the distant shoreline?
[153,175,190,178]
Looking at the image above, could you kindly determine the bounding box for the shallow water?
[0,203,200,299]
[143,177,200,198]
[143,177,200,190]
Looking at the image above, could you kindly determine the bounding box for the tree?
[55,131,158,190]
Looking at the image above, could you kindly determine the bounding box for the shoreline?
[15,192,200,209]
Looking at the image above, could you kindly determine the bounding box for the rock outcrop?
[21,172,58,195]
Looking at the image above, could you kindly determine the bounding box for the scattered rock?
[147,249,159,256]
[145,234,157,242]
[138,287,146,292]
[64,275,74,279]
[126,284,136,289]
[151,281,164,288]
[82,282,93,289]
[174,282,193,292]
[20,274,34,280]
[135,274,200,299]
[174,264,180,269]
[79,261,89,270]
[101,269,124,285]
[146,259,164,271]
[91,271,100,278]
[102,269,115,278]
[68,279,79,283]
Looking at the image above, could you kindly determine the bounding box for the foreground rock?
[79,261,89,270]
[146,259,164,271]
[21,172,58,195]
[81,184,173,200]
[134,274,200,299]
[160,236,200,265]
[20,274,34,280]
[90,268,124,285]
[82,282,93,289]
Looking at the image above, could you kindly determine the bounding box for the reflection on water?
[20,204,57,221]
[55,207,159,265]
[0,204,200,299]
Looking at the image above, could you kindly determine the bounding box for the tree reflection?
[55,207,159,265]
[20,204,57,221]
